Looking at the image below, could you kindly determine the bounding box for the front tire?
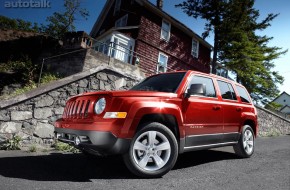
[123,122,178,178]
[234,125,255,158]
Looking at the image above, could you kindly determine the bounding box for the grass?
[28,144,37,152]
[0,73,60,100]
[53,141,79,153]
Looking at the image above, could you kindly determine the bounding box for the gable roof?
[271,91,290,103]
[90,0,114,38]
[90,0,212,49]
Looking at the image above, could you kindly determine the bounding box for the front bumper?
[54,127,130,156]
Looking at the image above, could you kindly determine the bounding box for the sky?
[0,0,289,94]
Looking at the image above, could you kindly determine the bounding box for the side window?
[191,39,199,58]
[157,52,168,73]
[217,80,237,100]
[161,20,171,41]
[115,14,128,27]
[187,76,216,97]
[114,0,121,15]
[236,85,251,103]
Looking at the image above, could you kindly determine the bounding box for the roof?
[280,105,290,113]
[167,70,242,86]
[95,26,139,41]
[90,0,213,49]
[271,91,290,103]
[90,0,113,37]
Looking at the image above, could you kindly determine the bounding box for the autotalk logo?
[4,0,51,8]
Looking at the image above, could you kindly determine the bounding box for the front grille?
[63,98,92,119]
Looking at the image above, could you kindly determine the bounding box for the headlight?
[94,97,106,114]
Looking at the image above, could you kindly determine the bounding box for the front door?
[183,75,223,148]
[111,33,134,64]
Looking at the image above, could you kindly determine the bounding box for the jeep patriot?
[54,70,258,177]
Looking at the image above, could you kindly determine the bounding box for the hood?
[74,90,178,98]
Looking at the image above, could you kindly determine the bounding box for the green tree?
[176,0,287,102]
[218,0,286,102]
[42,0,89,39]
[0,15,39,32]
[176,0,228,74]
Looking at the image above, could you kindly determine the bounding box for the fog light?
[74,136,81,145]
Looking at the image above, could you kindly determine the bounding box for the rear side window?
[236,85,251,103]
[187,76,216,97]
[217,80,237,100]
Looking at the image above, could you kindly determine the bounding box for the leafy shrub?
[0,135,22,150]
[0,58,38,84]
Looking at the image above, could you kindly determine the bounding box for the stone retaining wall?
[257,106,290,136]
[0,64,143,146]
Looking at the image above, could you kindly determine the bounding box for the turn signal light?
[104,112,127,119]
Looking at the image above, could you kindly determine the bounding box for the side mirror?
[185,83,206,98]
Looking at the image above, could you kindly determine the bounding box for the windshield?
[131,72,186,93]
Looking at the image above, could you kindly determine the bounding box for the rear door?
[183,75,224,148]
[216,80,241,142]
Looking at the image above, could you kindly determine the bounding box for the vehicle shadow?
[173,149,239,170]
[0,149,238,181]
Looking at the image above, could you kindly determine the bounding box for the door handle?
[213,106,221,110]
[236,107,242,112]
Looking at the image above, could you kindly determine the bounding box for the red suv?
[54,71,258,177]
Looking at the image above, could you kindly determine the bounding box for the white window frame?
[191,38,199,58]
[115,14,128,27]
[161,19,171,41]
[114,0,121,15]
[157,52,168,73]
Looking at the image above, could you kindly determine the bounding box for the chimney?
[157,0,163,9]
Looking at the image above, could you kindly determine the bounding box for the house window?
[115,14,128,27]
[161,20,171,41]
[114,0,121,15]
[192,38,199,58]
[157,53,168,73]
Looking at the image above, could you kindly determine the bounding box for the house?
[90,0,212,76]
[271,91,290,116]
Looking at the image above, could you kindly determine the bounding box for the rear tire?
[234,125,255,158]
[123,122,178,178]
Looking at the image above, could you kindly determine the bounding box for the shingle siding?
[137,13,210,75]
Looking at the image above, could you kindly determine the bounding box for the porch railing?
[90,39,168,73]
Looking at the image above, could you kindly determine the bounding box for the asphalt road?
[0,136,289,190]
